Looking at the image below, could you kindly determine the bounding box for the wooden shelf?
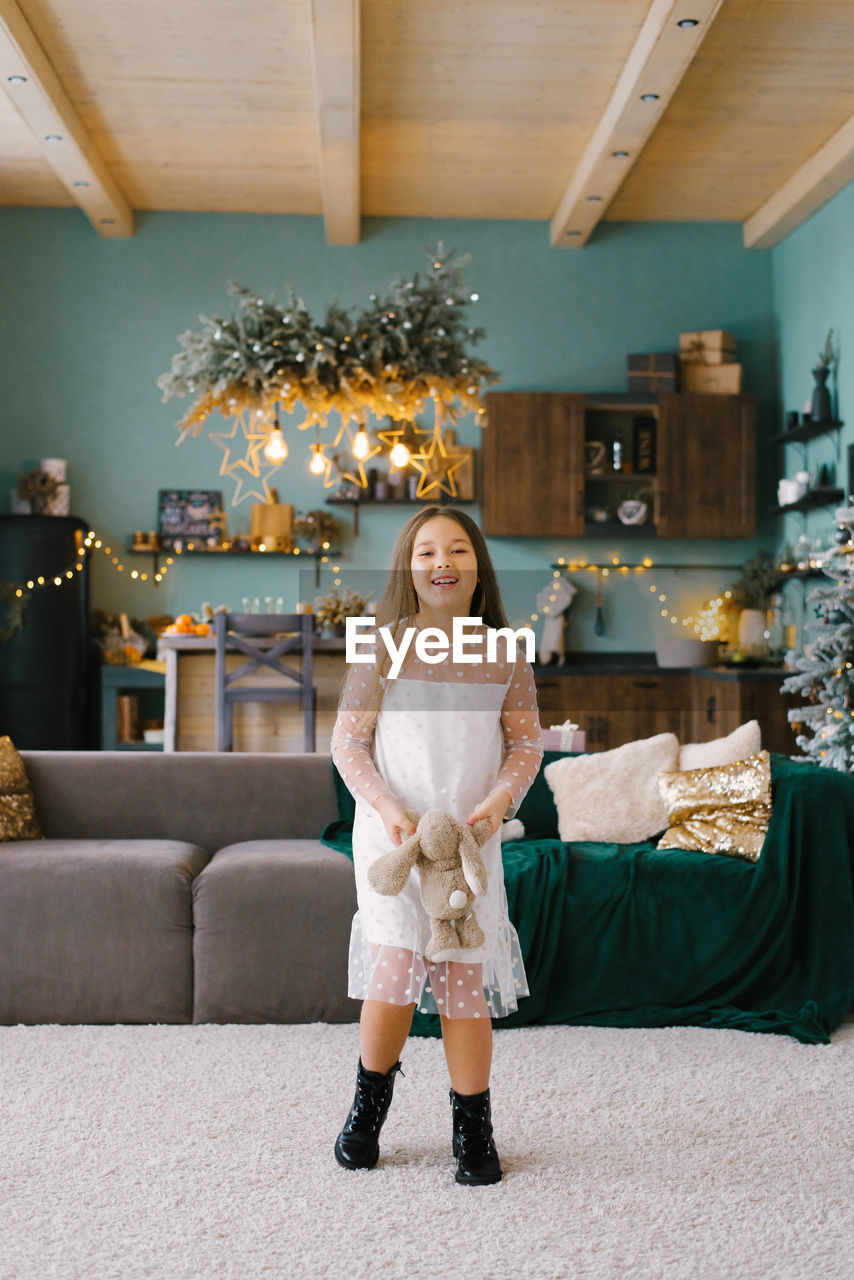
[770,419,844,445]
[771,487,844,515]
[127,543,335,585]
[325,494,473,534]
[585,472,657,483]
[584,521,657,537]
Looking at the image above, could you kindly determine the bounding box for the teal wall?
[0,209,777,651]
[770,181,854,645]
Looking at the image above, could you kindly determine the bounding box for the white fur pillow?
[544,733,679,843]
[679,720,761,771]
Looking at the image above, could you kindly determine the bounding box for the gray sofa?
[2,752,358,1026]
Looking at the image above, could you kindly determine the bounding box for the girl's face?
[410,515,479,616]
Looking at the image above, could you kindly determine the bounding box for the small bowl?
[143,728,165,745]
[655,638,719,669]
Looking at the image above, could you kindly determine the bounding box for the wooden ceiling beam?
[309,0,360,244]
[550,0,723,249]
[743,111,854,250]
[0,0,132,237]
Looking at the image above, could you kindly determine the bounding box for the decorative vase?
[617,499,648,526]
[322,622,346,638]
[737,608,766,649]
[810,367,832,424]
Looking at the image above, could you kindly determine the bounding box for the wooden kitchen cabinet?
[482,390,755,539]
[481,392,585,536]
[535,670,691,751]
[656,393,755,537]
[691,673,800,754]
[536,667,797,754]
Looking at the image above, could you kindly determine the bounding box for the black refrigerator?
[0,515,90,748]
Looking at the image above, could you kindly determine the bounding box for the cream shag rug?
[1,1021,853,1280]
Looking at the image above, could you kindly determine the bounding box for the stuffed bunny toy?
[367,808,492,960]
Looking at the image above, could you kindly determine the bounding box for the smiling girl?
[331,506,542,1184]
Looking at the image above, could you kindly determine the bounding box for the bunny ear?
[458,826,488,897]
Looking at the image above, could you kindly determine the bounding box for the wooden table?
[157,634,347,752]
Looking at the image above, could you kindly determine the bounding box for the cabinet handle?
[633,680,660,689]
[536,681,559,690]
[705,695,716,725]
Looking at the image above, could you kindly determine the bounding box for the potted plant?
[729,550,782,649]
[314,585,372,637]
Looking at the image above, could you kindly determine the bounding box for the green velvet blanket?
[321,754,854,1044]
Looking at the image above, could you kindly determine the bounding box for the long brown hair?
[345,506,509,730]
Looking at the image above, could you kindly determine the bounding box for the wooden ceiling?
[1,0,853,247]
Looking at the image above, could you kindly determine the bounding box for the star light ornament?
[210,410,285,504]
[409,431,468,498]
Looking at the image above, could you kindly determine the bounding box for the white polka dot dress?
[331,618,543,1019]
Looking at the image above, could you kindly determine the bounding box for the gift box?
[627,353,679,394]
[541,724,586,752]
[681,362,743,395]
[679,330,736,365]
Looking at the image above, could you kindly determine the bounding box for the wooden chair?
[213,612,316,752]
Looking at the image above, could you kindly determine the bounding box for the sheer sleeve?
[330,660,395,808]
[488,653,543,817]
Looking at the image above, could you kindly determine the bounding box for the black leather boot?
[450,1087,503,1186]
[334,1058,403,1171]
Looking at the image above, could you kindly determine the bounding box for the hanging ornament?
[409,430,468,498]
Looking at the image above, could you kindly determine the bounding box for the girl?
[331,506,542,1185]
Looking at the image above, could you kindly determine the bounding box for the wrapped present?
[541,722,586,752]
[681,363,743,395]
[627,352,679,393]
[679,330,736,365]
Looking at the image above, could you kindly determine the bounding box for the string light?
[528,553,736,632]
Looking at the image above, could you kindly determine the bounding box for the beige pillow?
[0,735,42,841]
[544,733,679,843]
[679,720,761,771]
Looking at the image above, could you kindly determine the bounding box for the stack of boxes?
[677,330,741,394]
[626,330,742,396]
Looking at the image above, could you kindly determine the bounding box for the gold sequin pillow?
[656,750,771,863]
[0,735,42,841]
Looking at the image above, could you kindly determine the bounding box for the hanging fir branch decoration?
[157,246,498,503]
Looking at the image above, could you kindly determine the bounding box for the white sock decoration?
[536,575,578,664]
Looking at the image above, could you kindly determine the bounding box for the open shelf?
[771,487,844,516]
[128,544,336,585]
[584,521,657,537]
[769,419,843,445]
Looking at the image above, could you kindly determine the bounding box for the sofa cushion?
[514,750,578,838]
[21,751,339,846]
[0,839,209,1025]
[657,751,772,862]
[679,720,762,771]
[544,734,679,843]
[193,840,358,1025]
[0,735,42,841]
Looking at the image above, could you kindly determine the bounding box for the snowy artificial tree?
[781,504,854,772]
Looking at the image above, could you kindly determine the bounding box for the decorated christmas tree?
[781,504,854,771]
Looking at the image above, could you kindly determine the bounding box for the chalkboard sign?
[158,490,225,550]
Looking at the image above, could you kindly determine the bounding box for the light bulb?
[390,441,410,468]
[309,449,327,475]
[263,425,288,462]
[352,428,370,460]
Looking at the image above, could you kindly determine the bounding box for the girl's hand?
[466,789,512,837]
[373,794,417,846]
